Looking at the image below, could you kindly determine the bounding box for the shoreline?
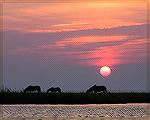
[1,92,150,104]
[1,103,150,106]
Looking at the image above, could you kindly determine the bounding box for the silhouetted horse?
[86,85,107,93]
[47,87,61,93]
[24,86,41,93]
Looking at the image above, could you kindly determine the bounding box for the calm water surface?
[1,104,150,120]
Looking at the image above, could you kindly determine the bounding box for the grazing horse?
[24,86,41,93]
[47,87,61,93]
[86,85,107,93]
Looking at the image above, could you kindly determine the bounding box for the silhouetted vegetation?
[0,91,149,104]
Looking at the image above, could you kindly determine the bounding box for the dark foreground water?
[1,104,150,120]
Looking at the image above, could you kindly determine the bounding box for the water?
[1,104,150,120]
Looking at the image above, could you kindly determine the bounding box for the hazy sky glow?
[3,1,148,92]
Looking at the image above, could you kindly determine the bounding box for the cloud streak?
[4,24,148,67]
[3,2,147,31]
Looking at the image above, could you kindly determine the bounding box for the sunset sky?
[3,1,149,92]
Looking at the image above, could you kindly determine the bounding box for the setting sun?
[2,0,147,95]
[100,66,111,77]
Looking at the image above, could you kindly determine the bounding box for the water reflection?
[2,104,149,120]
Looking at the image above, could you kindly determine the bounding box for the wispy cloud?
[3,0,148,67]
[4,24,148,67]
[3,2,147,31]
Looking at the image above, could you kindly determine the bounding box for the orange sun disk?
[100,66,111,77]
